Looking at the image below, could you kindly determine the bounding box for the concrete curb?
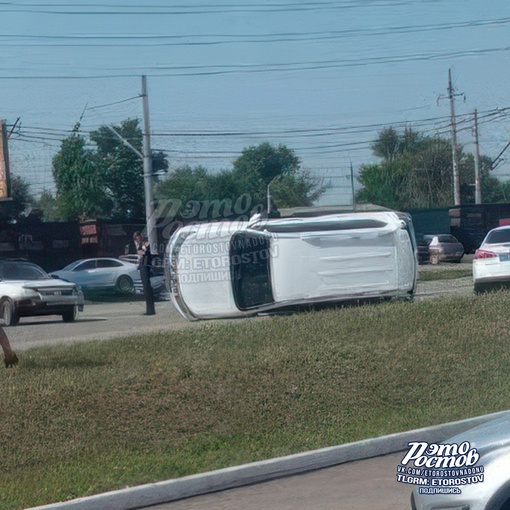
[29,409,510,510]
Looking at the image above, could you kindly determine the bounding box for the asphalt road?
[8,297,191,351]
[9,270,474,352]
[148,452,414,510]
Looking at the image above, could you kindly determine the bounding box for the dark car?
[422,234,464,264]
[416,237,430,265]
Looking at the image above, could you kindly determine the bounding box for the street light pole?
[474,109,482,205]
[448,69,461,206]
[267,175,280,216]
[141,75,157,253]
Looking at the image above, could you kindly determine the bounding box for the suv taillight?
[475,249,497,259]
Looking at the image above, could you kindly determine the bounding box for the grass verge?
[418,268,472,281]
[2,291,509,509]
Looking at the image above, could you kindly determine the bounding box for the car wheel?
[474,282,492,294]
[62,305,78,323]
[0,298,19,326]
[115,275,134,295]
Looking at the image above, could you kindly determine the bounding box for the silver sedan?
[51,257,141,296]
[411,412,510,510]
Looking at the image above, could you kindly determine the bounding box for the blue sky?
[2,0,510,206]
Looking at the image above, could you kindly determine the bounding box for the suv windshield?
[230,232,274,310]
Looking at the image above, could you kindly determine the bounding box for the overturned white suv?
[166,212,418,320]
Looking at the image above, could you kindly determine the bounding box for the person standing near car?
[126,231,155,315]
[0,326,18,368]
[138,238,156,315]
[125,231,145,262]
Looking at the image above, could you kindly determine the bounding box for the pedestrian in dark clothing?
[125,231,145,260]
[138,239,156,316]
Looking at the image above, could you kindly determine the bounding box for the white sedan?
[0,259,84,326]
[473,226,510,293]
[51,257,141,296]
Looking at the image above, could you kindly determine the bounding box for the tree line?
[5,119,510,223]
[356,127,509,209]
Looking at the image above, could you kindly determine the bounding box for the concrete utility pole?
[141,75,157,253]
[448,69,461,206]
[474,109,482,204]
[350,162,356,211]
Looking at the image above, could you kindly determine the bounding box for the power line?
[2,44,510,80]
[0,1,442,16]
[9,106,510,149]
[2,17,509,47]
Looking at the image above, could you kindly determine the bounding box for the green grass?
[418,268,472,281]
[2,291,510,509]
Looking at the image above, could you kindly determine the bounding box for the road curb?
[28,409,509,510]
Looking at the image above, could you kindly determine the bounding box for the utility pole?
[473,109,482,204]
[448,69,461,206]
[350,162,356,211]
[140,76,156,315]
[141,75,157,253]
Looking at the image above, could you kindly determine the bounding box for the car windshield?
[0,262,50,280]
[485,229,510,245]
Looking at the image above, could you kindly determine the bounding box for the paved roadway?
[8,297,192,351]
[149,452,414,510]
[9,272,474,352]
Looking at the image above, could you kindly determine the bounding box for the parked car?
[416,236,431,265]
[422,234,464,264]
[411,412,510,510]
[473,226,510,293]
[51,258,140,296]
[166,212,418,320]
[51,257,169,299]
[0,259,84,326]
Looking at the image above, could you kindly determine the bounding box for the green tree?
[459,153,505,204]
[357,127,504,209]
[156,165,211,204]
[156,143,325,217]
[269,171,325,208]
[90,118,168,220]
[52,135,109,220]
[233,142,301,186]
[35,190,60,221]
[232,142,323,208]
[0,174,35,221]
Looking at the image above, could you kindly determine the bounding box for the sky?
[2,0,510,206]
